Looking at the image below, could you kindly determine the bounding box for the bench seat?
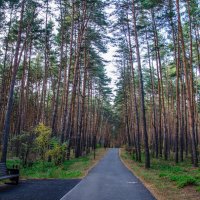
[0,162,19,184]
[0,174,19,179]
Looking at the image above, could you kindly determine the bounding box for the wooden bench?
[0,162,19,185]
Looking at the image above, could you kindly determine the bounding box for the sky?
[103,43,118,97]
[103,4,118,98]
[50,1,118,99]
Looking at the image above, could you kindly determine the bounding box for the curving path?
[61,148,155,200]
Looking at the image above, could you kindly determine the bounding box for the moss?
[196,186,200,192]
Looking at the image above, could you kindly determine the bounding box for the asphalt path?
[0,179,80,200]
[61,148,155,200]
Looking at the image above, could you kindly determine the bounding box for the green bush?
[10,131,37,166]
[47,138,67,165]
[169,175,198,188]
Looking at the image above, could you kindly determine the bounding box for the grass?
[120,148,200,200]
[151,159,199,189]
[6,148,107,179]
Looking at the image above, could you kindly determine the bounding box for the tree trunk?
[1,0,25,162]
[132,0,150,168]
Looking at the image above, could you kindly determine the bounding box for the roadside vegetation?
[0,122,107,180]
[120,148,200,200]
[6,147,106,179]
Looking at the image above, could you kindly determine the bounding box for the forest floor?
[5,148,108,179]
[120,148,200,200]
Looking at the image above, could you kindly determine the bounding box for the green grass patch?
[197,185,200,192]
[169,175,197,188]
[6,149,105,179]
[122,150,200,192]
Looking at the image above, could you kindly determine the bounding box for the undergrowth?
[124,150,200,191]
[6,148,104,179]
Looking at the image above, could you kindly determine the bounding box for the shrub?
[10,131,37,166]
[47,138,67,165]
[35,123,51,160]
[169,175,198,188]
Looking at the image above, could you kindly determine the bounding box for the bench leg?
[15,177,19,185]
[9,177,19,185]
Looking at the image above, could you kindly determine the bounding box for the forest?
[0,0,200,197]
[113,0,200,169]
[0,0,115,166]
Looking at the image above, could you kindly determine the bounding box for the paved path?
[61,148,155,200]
[0,179,80,200]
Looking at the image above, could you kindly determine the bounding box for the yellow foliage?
[65,16,71,23]
[47,143,67,165]
[34,123,51,160]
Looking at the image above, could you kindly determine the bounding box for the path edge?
[119,148,159,200]
[60,149,109,200]
[83,148,109,178]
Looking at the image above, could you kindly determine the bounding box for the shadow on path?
[0,179,80,200]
